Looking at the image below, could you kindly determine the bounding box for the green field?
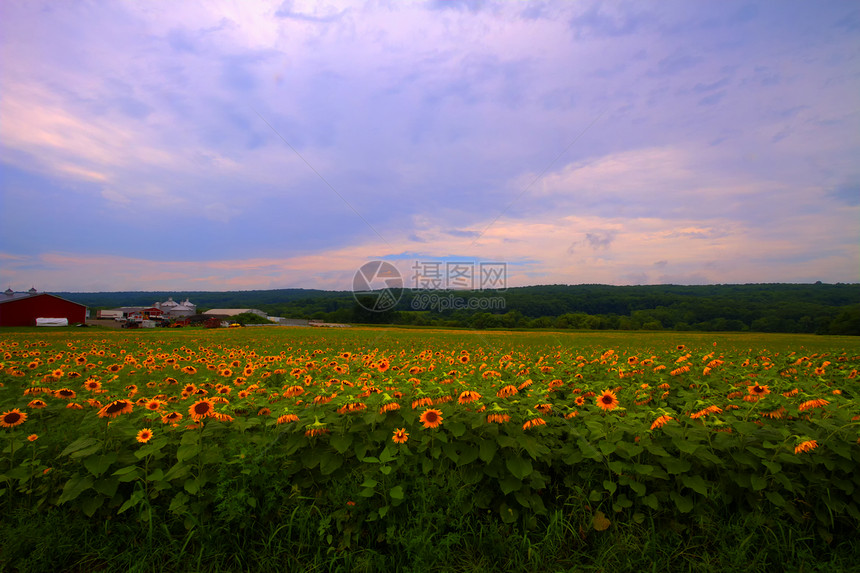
[1,326,859,572]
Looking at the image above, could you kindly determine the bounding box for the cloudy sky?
[1,1,858,292]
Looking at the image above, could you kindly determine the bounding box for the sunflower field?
[1,327,859,572]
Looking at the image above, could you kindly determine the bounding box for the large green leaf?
[506,456,533,480]
[479,439,497,463]
[83,452,117,478]
[681,474,709,496]
[58,474,94,504]
[329,433,353,454]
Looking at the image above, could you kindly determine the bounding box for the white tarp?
[36,317,68,327]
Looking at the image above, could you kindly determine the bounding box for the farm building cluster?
[97,299,308,328]
[0,289,343,328]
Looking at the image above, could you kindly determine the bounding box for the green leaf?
[672,437,700,455]
[80,495,104,518]
[506,456,533,480]
[184,477,199,495]
[479,439,497,463]
[628,480,647,496]
[662,457,692,475]
[750,475,768,491]
[58,474,94,504]
[632,463,654,476]
[320,451,344,475]
[765,490,786,507]
[761,460,782,474]
[608,461,625,474]
[598,440,616,456]
[603,480,617,495]
[578,439,601,460]
[60,437,101,458]
[458,445,479,466]
[645,443,671,457]
[176,443,199,462]
[360,478,378,489]
[83,452,117,478]
[330,433,353,454]
[443,443,459,463]
[135,437,168,459]
[671,491,694,513]
[499,475,522,495]
[118,489,145,514]
[379,447,396,464]
[93,477,119,498]
[500,503,518,524]
[448,421,466,437]
[354,440,368,461]
[642,494,659,510]
[389,485,404,500]
[681,474,709,496]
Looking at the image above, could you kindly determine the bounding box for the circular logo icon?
[352,261,403,312]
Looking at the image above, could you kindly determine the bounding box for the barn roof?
[0,292,87,308]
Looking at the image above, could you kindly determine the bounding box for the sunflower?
[257,407,271,416]
[379,402,401,414]
[798,399,829,412]
[54,388,76,400]
[189,398,215,421]
[84,380,102,391]
[305,428,330,437]
[412,397,433,409]
[182,366,197,375]
[690,405,723,419]
[161,411,183,424]
[650,415,674,430]
[522,417,547,430]
[97,399,133,419]
[458,391,482,405]
[486,413,511,424]
[276,413,299,424]
[27,434,38,442]
[794,440,818,454]
[596,390,619,411]
[419,408,443,429]
[496,385,518,398]
[145,399,163,411]
[748,384,770,396]
[136,428,154,443]
[27,399,47,409]
[1,409,27,428]
[392,428,409,444]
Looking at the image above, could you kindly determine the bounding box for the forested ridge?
[58,283,860,334]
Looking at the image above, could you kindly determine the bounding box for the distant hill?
[56,283,860,335]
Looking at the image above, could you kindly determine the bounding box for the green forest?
[60,283,860,335]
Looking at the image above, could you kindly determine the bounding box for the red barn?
[0,289,88,327]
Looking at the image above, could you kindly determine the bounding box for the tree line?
[60,283,860,335]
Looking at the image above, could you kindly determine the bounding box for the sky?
[1,0,858,293]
